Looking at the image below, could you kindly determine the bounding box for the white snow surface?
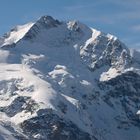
[0,22,34,47]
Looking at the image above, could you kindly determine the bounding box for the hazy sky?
[0,0,140,49]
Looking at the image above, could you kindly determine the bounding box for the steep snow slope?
[0,15,140,140]
[0,22,34,47]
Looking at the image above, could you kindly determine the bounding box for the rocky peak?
[80,31,132,71]
[23,15,62,40]
[36,15,61,28]
[67,21,80,31]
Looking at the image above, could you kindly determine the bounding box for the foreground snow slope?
[0,15,140,140]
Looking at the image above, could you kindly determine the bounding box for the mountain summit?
[0,15,140,140]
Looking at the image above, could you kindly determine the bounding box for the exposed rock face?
[80,32,131,71]
[21,109,92,140]
[99,71,140,127]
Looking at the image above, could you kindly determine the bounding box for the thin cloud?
[63,1,140,24]
[131,25,140,32]
[115,11,140,20]
[131,43,140,48]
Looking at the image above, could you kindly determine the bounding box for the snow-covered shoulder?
[0,22,34,47]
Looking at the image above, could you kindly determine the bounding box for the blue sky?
[0,0,140,49]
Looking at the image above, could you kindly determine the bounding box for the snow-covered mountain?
[0,15,140,140]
